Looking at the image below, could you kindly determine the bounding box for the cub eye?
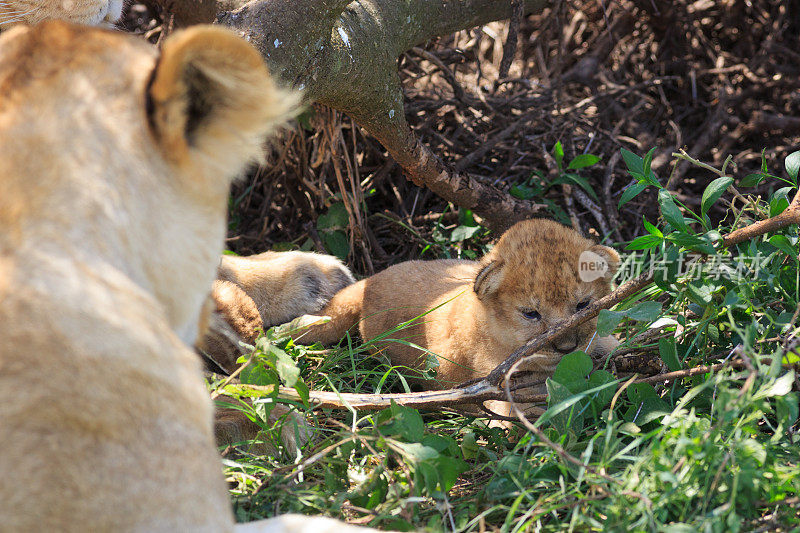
[521,309,541,321]
[576,300,591,312]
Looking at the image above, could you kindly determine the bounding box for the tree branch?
[722,189,800,247]
[208,0,552,232]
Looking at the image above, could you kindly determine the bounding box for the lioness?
[286,219,619,416]
[0,21,374,532]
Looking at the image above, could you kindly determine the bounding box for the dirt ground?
[121,0,800,277]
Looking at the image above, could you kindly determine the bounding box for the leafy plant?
[317,202,351,261]
[512,141,602,225]
[213,147,800,532]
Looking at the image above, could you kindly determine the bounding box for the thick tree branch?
[209,0,552,232]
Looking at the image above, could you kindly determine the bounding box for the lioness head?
[0,0,123,28]
[0,21,296,344]
[474,219,619,363]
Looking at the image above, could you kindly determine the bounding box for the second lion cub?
[296,219,620,392]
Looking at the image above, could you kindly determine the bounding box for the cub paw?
[197,280,263,374]
[217,251,355,328]
[214,399,311,456]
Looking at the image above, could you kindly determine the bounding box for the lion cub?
[199,251,354,373]
[295,219,620,396]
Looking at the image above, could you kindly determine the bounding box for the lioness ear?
[147,26,298,181]
[474,259,505,300]
[589,245,620,279]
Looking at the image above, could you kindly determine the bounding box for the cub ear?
[147,26,298,180]
[474,259,505,300]
[589,245,620,279]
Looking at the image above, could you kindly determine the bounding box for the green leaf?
[450,224,481,243]
[722,290,740,307]
[642,147,656,182]
[621,148,644,175]
[666,232,716,255]
[761,371,795,398]
[421,434,457,454]
[627,234,663,251]
[378,402,425,441]
[511,183,537,199]
[625,384,669,424]
[240,362,277,387]
[658,189,688,232]
[618,183,648,208]
[624,301,662,321]
[701,176,733,215]
[546,379,584,434]
[596,309,624,337]
[271,314,330,340]
[394,441,438,461]
[553,141,564,170]
[552,173,599,201]
[769,234,797,258]
[552,351,593,384]
[322,230,349,261]
[658,337,681,372]
[218,383,276,399]
[626,383,659,404]
[317,202,349,229]
[293,380,310,407]
[776,393,799,427]
[272,345,300,387]
[740,173,765,187]
[686,281,714,306]
[567,153,601,170]
[737,438,767,465]
[663,525,698,533]
[458,208,477,227]
[769,186,793,217]
[460,431,479,460]
[785,150,800,182]
[643,217,663,238]
[587,370,616,408]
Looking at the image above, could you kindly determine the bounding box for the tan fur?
[218,250,355,328]
[296,219,620,416]
[0,21,375,532]
[198,280,314,456]
[201,253,355,372]
[0,0,122,28]
[199,279,264,373]
[202,255,354,455]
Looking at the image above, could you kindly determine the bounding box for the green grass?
[210,149,800,531]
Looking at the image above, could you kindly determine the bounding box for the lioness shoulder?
[0,20,376,532]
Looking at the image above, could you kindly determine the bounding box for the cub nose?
[552,335,579,354]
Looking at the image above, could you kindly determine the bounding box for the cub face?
[0,0,123,28]
[0,22,296,345]
[474,219,619,365]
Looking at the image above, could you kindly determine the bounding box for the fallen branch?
[242,381,531,410]
[211,357,785,412]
